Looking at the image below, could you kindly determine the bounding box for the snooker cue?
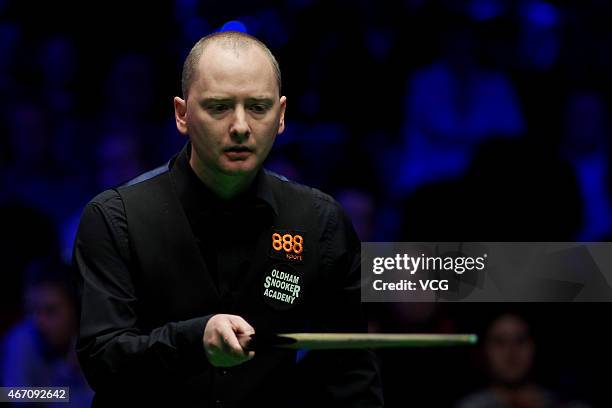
[240,333,477,351]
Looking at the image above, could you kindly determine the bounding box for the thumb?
[228,315,255,357]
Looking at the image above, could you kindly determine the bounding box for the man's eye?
[208,104,228,113]
[250,104,268,113]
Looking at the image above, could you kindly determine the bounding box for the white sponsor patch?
[261,264,302,310]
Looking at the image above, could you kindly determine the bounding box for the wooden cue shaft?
[268,333,478,350]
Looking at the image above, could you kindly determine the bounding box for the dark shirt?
[73,144,382,407]
[156,146,278,302]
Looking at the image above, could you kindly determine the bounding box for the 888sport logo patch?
[269,229,305,263]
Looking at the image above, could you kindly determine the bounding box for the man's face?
[26,284,76,353]
[174,43,286,178]
[485,314,534,386]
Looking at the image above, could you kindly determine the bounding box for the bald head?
[181,31,282,99]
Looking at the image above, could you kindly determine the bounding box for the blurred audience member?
[99,52,170,164]
[562,90,611,240]
[394,14,524,196]
[0,102,79,225]
[0,258,93,407]
[95,130,147,190]
[59,129,147,262]
[456,313,589,408]
[516,0,561,72]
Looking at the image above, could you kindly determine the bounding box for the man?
[1,258,93,406]
[456,312,590,408]
[74,31,383,407]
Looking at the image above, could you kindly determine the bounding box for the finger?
[226,315,255,354]
[220,326,248,358]
[228,315,255,336]
[237,333,253,351]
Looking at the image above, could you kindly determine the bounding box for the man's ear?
[278,96,287,134]
[174,96,188,135]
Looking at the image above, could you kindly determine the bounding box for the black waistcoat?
[113,156,330,407]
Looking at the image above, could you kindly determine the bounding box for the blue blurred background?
[1,0,611,406]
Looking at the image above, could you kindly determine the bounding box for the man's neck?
[189,154,257,200]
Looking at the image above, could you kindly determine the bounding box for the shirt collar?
[169,143,278,221]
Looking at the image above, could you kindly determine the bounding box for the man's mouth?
[225,146,253,153]
[224,146,253,160]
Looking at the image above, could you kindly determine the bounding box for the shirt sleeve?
[303,198,384,407]
[72,191,212,393]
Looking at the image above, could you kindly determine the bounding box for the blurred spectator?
[95,130,147,190]
[516,0,561,72]
[59,129,147,262]
[457,313,548,408]
[393,13,524,196]
[98,52,172,164]
[0,258,93,407]
[456,312,590,408]
[562,90,612,240]
[1,101,87,231]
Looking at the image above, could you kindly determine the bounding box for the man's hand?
[203,314,255,367]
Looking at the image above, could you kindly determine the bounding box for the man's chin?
[219,161,259,176]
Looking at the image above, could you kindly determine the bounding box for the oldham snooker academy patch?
[262,264,302,310]
[269,229,305,263]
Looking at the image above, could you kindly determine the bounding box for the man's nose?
[229,105,251,143]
